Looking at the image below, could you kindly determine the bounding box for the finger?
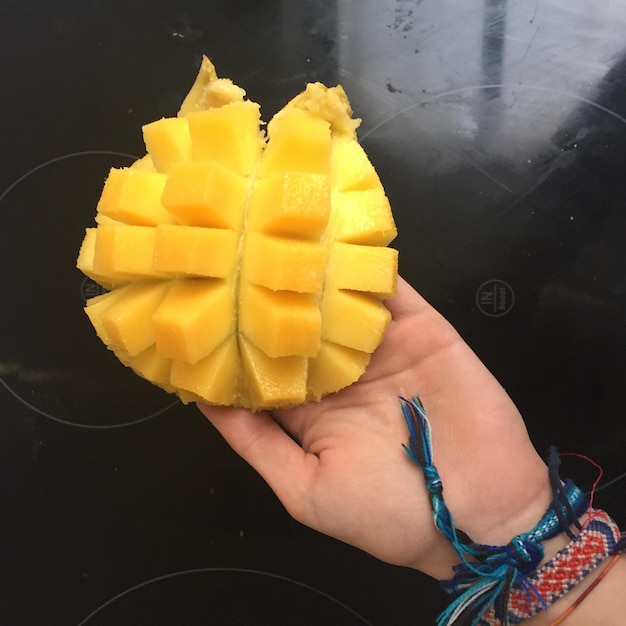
[386,276,435,320]
[196,403,316,522]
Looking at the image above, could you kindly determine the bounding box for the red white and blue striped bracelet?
[478,508,624,625]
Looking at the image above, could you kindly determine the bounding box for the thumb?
[196,404,316,522]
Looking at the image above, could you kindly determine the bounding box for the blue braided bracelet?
[400,395,625,626]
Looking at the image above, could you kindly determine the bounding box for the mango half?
[77,57,398,410]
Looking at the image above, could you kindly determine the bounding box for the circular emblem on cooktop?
[475,279,515,317]
[80,276,108,302]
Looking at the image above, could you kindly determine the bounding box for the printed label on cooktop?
[81,277,108,302]
[476,279,515,317]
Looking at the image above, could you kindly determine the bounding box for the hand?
[198,277,553,579]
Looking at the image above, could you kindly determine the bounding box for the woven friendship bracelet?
[399,395,625,626]
[478,509,624,625]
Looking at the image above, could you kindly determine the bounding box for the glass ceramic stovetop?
[2,1,625,624]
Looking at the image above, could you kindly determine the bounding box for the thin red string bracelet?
[549,552,623,625]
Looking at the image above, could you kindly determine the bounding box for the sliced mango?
[308,341,372,401]
[153,225,238,278]
[242,232,326,294]
[325,242,398,298]
[170,336,240,406]
[125,345,175,393]
[187,100,262,176]
[99,282,171,356]
[239,283,321,358]
[92,225,166,280]
[152,279,234,364]
[78,57,398,409]
[246,171,330,239]
[320,288,391,353]
[84,285,135,345]
[258,107,331,176]
[330,188,397,246]
[77,228,129,289]
[142,117,192,173]
[330,135,381,191]
[161,160,248,230]
[96,168,176,226]
[240,337,308,408]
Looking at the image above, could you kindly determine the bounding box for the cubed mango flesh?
[325,242,398,298]
[307,341,372,401]
[246,171,330,239]
[99,282,171,356]
[92,225,167,280]
[330,188,397,245]
[96,168,176,226]
[152,279,234,364]
[239,283,321,358]
[330,135,381,191]
[142,117,192,174]
[170,336,240,405]
[84,286,135,345]
[187,100,261,176]
[242,232,326,294]
[240,337,308,407]
[153,225,238,278]
[78,58,398,409]
[259,108,332,176]
[124,345,176,393]
[161,160,248,231]
[77,228,129,289]
[320,288,391,353]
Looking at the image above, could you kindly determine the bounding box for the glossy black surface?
[2,1,625,624]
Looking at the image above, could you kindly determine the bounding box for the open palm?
[198,277,552,579]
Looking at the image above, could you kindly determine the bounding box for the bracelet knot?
[506,535,544,575]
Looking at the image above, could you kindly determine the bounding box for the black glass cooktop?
[2,1,625,624]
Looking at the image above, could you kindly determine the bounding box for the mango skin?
[77,58,397,410]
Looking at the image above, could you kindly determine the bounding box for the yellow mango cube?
[130,155,157,172]
[95,214,125,226]
[84,286,135,345]
[330,188,397,246]
[240,337,308,408]
[77,228,129,289]
[152,279,234,364]
[100,282,171,356]
[161,160,248,230]
[247,171,330,239]
[321,288,391,353]
[96,168,176,226]
[126,345,175,392]
[243,232,326,294]
[307,341,371,401]
[259,108,331,176]
[330,135,381,191]
[187,100,262,176]
[142,117,192,173]
[239,283,321,358]
[170,336,240,406]
[92,225,166,280]
[153,225,238,278]
[325,242,398,298]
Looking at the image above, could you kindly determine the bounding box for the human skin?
[198,277,624,624]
